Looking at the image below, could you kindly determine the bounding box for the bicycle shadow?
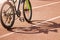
[9,20,60,34]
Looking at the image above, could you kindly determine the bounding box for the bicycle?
[0,0,32,30]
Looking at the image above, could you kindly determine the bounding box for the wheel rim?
[24,1,31,20]
[1,4,14,26]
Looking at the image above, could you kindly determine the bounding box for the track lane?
[0,0,60,40]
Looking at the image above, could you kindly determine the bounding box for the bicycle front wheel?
[23,0,32,23]
[0,2,15,29]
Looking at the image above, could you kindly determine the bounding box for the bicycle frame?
[17,0,21,11]
[17,0,31,11]
[7,0,31,11]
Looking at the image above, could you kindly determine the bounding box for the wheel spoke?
[1,3,14,26]
[23,0,32,22]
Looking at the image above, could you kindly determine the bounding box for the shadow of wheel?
[9,20,60,34]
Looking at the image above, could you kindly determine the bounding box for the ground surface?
[0,0,60,40]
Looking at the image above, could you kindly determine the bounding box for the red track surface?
[0,0,60,40]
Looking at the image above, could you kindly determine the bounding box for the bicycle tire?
[0,2,15,29]
[23,0,32,23]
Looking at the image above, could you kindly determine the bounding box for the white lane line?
[33,1,60,9]
[0,32,14,39]
[32,16,60,26]
[0,1,60,39]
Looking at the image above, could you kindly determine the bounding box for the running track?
[0,0,60,40]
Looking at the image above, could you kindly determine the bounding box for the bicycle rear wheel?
[23,0,32,23]
[0,2,15,29]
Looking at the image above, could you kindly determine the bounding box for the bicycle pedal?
[19,17,25,22]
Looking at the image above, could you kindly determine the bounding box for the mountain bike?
[0,0,32,30]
